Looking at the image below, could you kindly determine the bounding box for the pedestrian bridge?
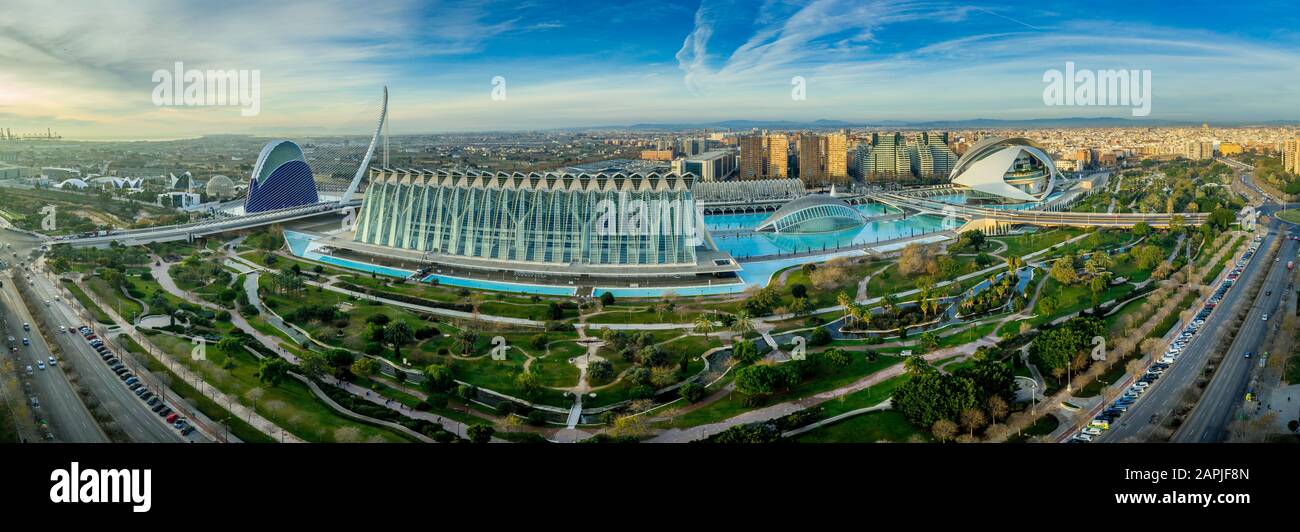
[871,192,1209,232]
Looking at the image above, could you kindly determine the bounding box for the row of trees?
[892,349,1015,441]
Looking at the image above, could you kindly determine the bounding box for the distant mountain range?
[577,117,1300,131]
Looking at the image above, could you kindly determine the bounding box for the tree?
[298,351,331,379]
[255,357,291,387]
[599,291,615,307]
[351,357,379,378]
[587,360,613,382]
[216,335,245,355]
[931,419,958,443]
[731,340,761,365]
[423,364,454,392]
[735,364,784,397]
[384,321,414,359]
[730,310,755,338]
[987,395,1009,423]
[693,314,715,334]
[452,329,479,356]
[961,229,986,251]
[959,408,988,437]
[788,297,812,317]
[919,331,940,351]
[1050,255,1079,284]
[466,424,494,444]
[679,382,706,403]
[789,283,807,299]
[515,371,541,399]
[1005,254,1025,274]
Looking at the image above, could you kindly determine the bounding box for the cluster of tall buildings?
[1184,140,1216,160]
[796,132,849,187]
[739,134,790,180]
[734,130,956,187]
[854,131,957,182]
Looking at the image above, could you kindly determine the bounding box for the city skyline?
[3,0,1300,139]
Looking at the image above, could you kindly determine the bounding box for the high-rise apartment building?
[1283,138,1300,174]
[858,132,910,181]
[1184,141,1215,160]
[798,134,827,184]
[738,134,789,179]
[766,134,789,178]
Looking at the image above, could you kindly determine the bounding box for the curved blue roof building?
[245,140,319,213]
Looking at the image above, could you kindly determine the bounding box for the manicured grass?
[809,374,908,420]
[148,332,412,442]
[992,228,1081,258]
[85,277,143,321]
[62,279,113,324]
[792,410,928,443]
[1276,209,1300,224]
[120,335,274,443]
[1007,412,1060,442]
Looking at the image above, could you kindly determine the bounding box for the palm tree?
[693,314,715,334]
[452,328,479,356]
[1006,255,1025,274]
[837,291,855,324]
[731,310,755,338]
[385,321,414,360]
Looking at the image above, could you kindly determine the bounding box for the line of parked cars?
[77,325,195,437]
[1070,235,1263,443]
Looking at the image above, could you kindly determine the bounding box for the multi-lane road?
[1099,184,1295,442]
[1,266,108,442]
[1172,223,1296,442]
[1,227,198,442]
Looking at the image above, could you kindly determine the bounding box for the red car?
[166,413,179,424]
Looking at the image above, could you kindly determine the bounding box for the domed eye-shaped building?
[245,140,319,213]
[754,194,866,234]
[949,137,1059,203]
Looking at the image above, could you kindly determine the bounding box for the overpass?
[53,201,359,248]
[872,192,1209,232]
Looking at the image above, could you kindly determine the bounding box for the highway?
[24,267,191,443]
[1172,207,1298,442]
[1099,226,1278,442]
[0,268,108,442]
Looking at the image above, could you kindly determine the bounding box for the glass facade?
[354,170,701,266]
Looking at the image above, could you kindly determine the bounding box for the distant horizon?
[21,115,1300,143]
[4,0,1300,139]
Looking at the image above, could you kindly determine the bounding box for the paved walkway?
[647,340,986,443]
[781,399,892,438]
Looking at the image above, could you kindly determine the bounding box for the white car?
[47,356,56,366]
[1134,381,1150,389]
[1075,433,1094,442]
[36,361,45,370]
[1262,314,1269,321]
[1082,427,1103,436]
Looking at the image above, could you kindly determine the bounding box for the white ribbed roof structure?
[949,137,1059,202]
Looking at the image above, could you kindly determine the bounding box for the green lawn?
[119,334,274,443]
[62,279,113,324]
[148,332,413,442]
[1275,209,1300,224]
[1006,412,1060,443]
[992,228,1081,258]
[85,277,143,321]
[791,410,928,443]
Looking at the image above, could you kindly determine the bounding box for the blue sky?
[2,0,1299,138]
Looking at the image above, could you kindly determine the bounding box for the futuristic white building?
[949,137,1059,202]
[754,194,865,234]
